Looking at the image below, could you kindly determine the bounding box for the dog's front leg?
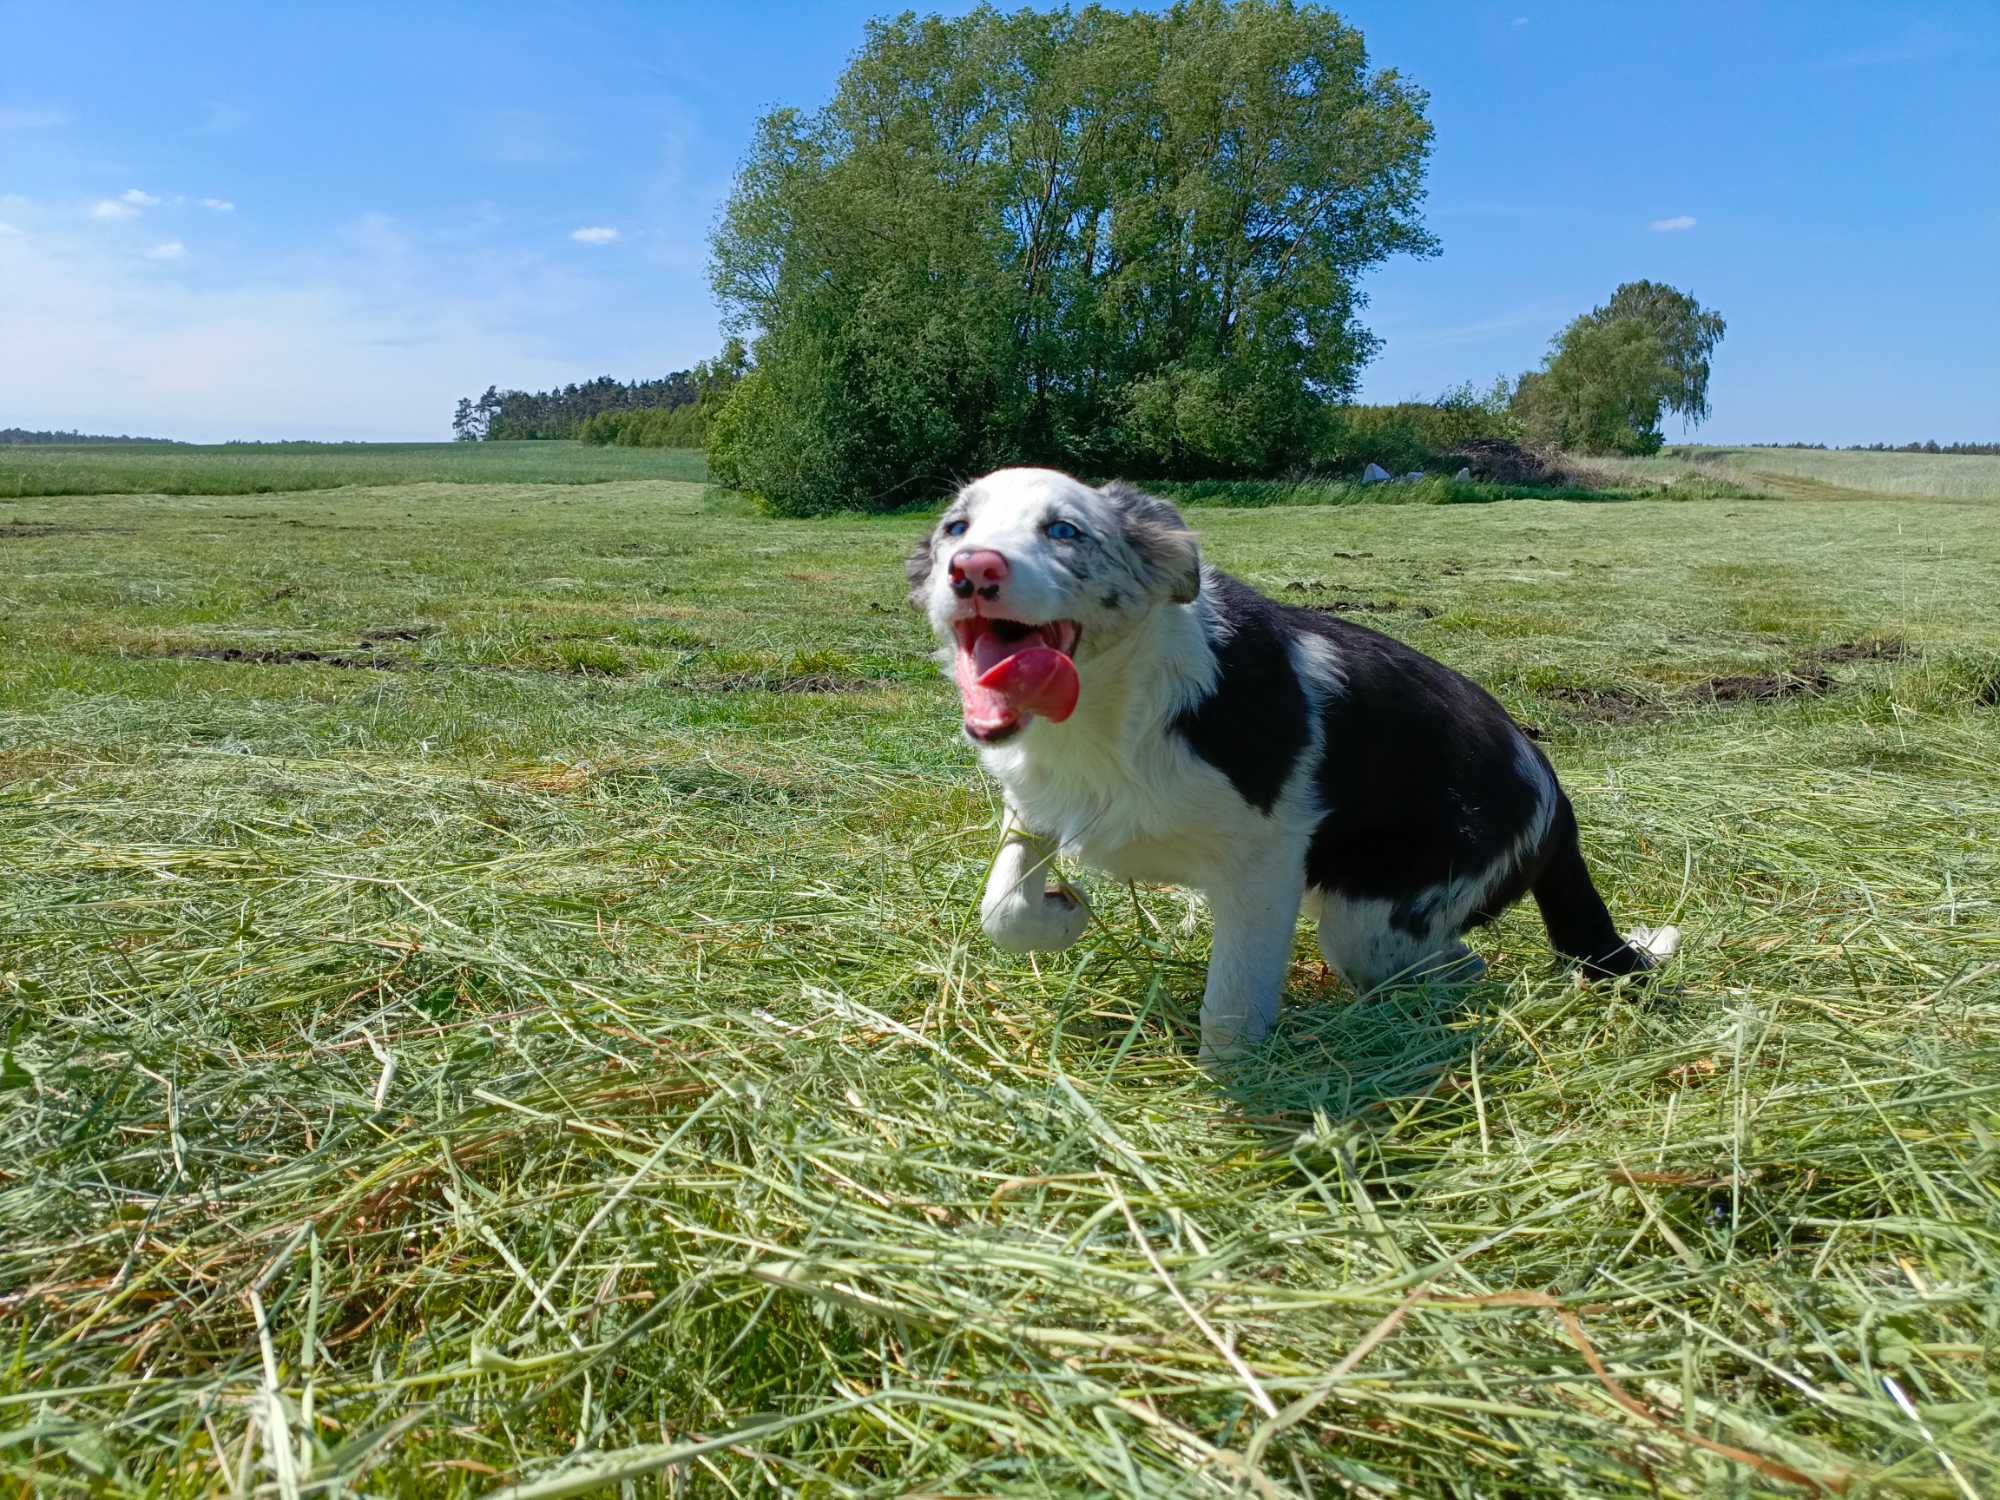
[981,816,1089,953]
[1197,861,1307,1067]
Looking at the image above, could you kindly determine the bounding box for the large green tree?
[1513,319,1678,455]
[1512,281,1726,455]
[710,0,1437,513]
[1586,280,1726,427]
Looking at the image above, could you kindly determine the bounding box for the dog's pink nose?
[949,548,1009,598]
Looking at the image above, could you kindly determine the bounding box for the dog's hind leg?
[1316,892,1485,995]
[1197,859,1308,1066]
[981,816,1090,953]
[1530,794,1679,977]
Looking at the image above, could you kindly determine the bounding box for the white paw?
[983,884,1090,953]
[1197,1023,1263,1073]
[1626,924,1682,962]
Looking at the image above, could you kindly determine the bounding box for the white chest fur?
[974,600,1293,892]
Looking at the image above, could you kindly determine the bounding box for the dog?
[909,467,1679,1064]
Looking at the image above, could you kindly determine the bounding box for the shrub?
[1316,380,1521,475]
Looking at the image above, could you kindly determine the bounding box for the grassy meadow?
[0,441,708,498]
[3,462,1998,1495]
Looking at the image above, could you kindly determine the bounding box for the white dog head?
[907,468,1200,743]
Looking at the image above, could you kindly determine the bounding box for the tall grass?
[1584,447,2000,502]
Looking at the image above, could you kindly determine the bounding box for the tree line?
[694,1,1746,512]
[452,373,704,442]
[1748,440,2000,456]
[2,428,185,445]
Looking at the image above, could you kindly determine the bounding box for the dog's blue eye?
[943,518,969,537]
[1047,520,1082,541]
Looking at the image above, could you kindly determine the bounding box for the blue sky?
[2,0,1994,443]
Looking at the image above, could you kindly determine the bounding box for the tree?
[709,0,1437,513]
[1512,317,1679,455]
[1511,281,1726,455]
[1584,280,1726,427]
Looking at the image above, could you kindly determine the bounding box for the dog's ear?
[1103,481,1200,604]
[905,526,937,607]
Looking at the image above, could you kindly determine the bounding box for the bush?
[1117,363,1323,476]
[704,373,758,489]
[576,342,750,452]
[576,408,704,447]
[1315,380,1521,475]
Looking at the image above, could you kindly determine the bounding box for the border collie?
[910,468,1678,1065]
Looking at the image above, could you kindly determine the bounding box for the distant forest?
[452,374,701,442]
[2,428,186,445]
[1749,440,2000,455]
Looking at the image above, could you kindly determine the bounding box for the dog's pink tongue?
[977,646,1078,723]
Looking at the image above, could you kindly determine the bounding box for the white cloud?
[202,197,236,212]
[0,221,20,236]
[1649,215,1698,232]
[0,106,69,130]
[91,198,141,221]
[121,188,161,207]
[144,240,188,261]
[570,225,621,245]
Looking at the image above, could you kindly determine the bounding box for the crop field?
[3,468,1997,1495]
[1585,447,2000,503]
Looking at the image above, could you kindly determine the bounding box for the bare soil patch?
[1691,667,1835,703]
[168,647,406,671]
[706,672,874,695]
[1,521,134,540]
[1541,684,1663,726]
[359,626,440,644]
[1807,638,1907,665]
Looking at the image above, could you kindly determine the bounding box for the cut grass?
[0,440,707,497]
[2,478,1997,1495]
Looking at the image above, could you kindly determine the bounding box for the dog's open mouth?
[952,617,1081,741]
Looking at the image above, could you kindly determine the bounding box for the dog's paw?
[1626,924,1682,964]
[983,883,1090,953]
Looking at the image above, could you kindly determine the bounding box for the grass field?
[0,441,708,498]
[3,470,1998,1496]
[13,437,1997,507]
[1585,447,2000,503]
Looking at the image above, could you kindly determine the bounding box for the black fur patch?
[1179,569,1643,970]
[1179,571,1585,948]
[1170,576,1309,814]
[1296,604,1545,926]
